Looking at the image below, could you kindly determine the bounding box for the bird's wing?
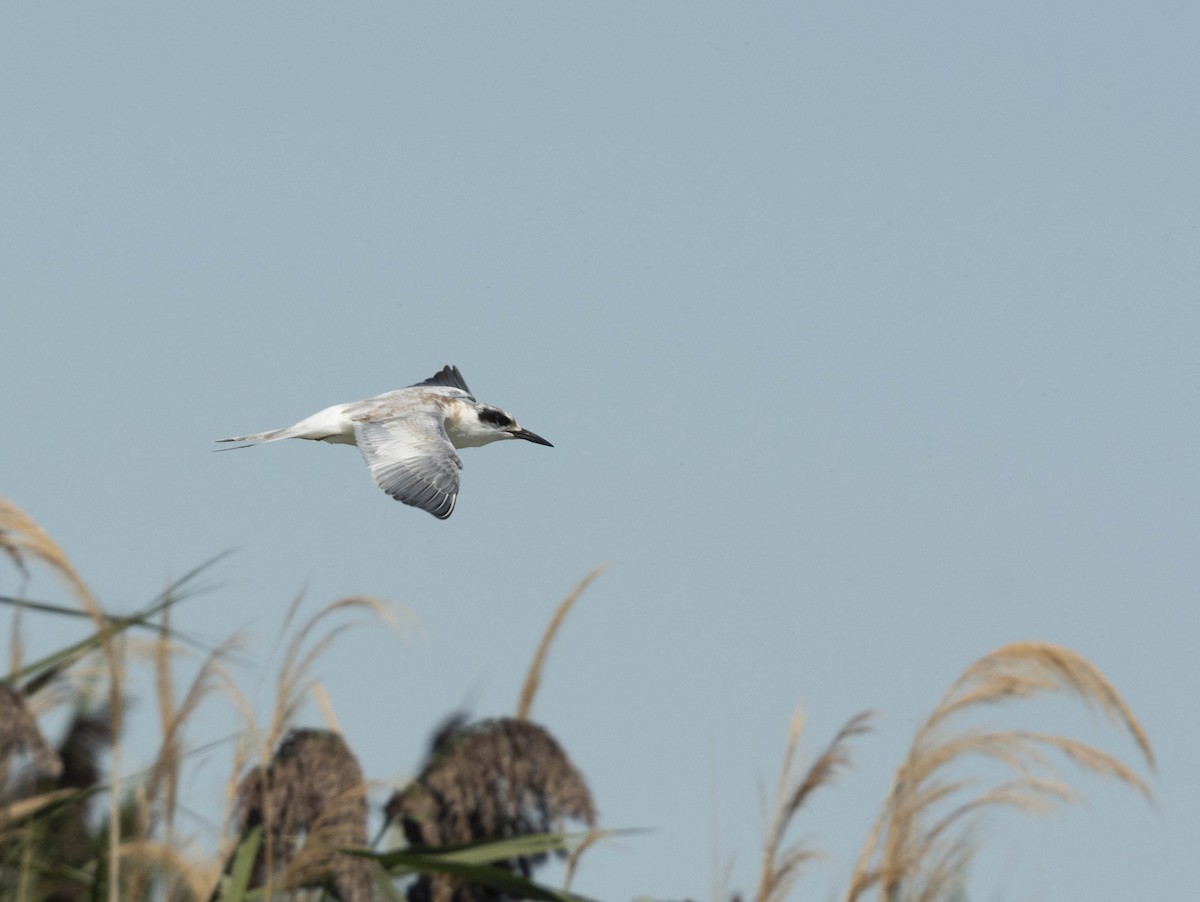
[410,365,472,396]
[353,412,463,519]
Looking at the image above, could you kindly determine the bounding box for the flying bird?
[216,365,552,519]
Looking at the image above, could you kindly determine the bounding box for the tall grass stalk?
[517,565,604,721]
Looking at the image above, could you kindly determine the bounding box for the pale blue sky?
[3,3,1197,900]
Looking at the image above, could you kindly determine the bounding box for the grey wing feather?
[354,414,463,519]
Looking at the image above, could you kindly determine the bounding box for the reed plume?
[753,710,873,902]
[845,641,1155,902]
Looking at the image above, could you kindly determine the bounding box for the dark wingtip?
[415,365,471,395]
[391,489,457,519]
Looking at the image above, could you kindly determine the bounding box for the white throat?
[444,405,508,449]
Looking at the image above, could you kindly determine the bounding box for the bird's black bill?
[510,427,553,447]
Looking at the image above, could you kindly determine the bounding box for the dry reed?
[753,710,874,902]
[2,498,1159,902]
[844,641,1155,902]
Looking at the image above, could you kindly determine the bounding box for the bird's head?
[458,404,554,449]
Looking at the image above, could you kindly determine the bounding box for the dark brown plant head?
[233,728,371,902]
[0,684,61,779]
[385,717,596,902]
[0,702,117,902]
[54,704,115,791]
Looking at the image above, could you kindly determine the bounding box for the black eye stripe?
[479,408,513,428]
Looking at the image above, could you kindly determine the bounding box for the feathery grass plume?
[0,524,28,580]
[516,566,605,722]
[0,498,125,902]
[385,717,597,902]
[132,627,246,900]
[267,594,398,754]
[845,641,1155,902]
[0,684,62,780]
[0,576,228,900]
[753,710,873,902]
[0,499,96,614]
[231,727,371,901]
[138,627,244,829]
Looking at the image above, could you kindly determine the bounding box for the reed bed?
[0,498,1154,901]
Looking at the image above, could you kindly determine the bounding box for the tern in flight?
[216,365,552,519]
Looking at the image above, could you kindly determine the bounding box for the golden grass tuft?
[845,641,1155,902]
